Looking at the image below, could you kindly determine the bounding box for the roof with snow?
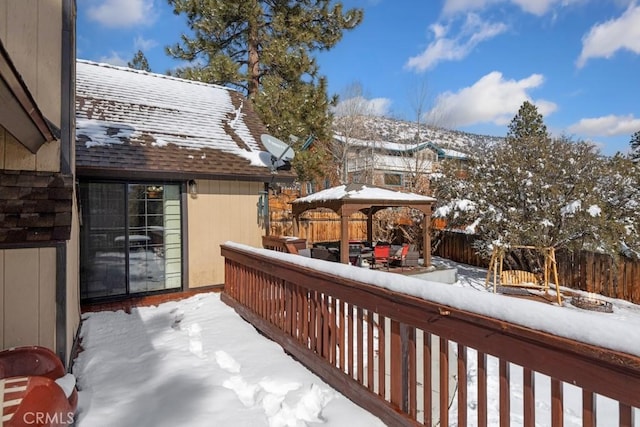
[293,183,436,205]
[334,134,468,160]
[334,134,431,152]
[75,60,295,182]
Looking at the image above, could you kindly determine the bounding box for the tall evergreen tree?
[507,100,548,142]
[630,130,640,163]
[165,0,363,181]
[128,50,151,72]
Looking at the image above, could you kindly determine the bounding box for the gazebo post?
[340,211,350,264]
[422,206,432,267]
[367,210,374,245]
[292,212,299,237]
[423,217,431,267]
[414,205,433,268]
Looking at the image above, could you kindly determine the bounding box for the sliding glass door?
[80,182,182,300]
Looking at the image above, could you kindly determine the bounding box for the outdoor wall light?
[188,179,198,196]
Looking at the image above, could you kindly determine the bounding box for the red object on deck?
[0,346,77,426]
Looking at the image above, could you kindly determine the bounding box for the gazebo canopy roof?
[291,183,435,216]
[290,183,436,265]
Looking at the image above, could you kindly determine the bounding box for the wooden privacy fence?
[435,231,640,304]
[434,230,488,268]
[221,243,640,426]
[555,250,640,303]
[270,211,367,244]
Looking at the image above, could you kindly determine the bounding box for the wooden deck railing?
[221,243,640,426]
[261,235,307,254]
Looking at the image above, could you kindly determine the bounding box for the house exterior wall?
[187,179,264,287]
[0,0,62,172]
[0,0,79,364]
[66,194,80,360]
[347,147,437,173]
[0,248,56,349]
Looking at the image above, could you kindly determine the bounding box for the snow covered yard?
[72,257,640,426]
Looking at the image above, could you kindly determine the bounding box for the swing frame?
[485,245,562,305]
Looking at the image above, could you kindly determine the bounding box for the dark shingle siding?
[0,171,73,247]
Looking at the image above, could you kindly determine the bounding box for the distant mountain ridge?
[356,115,504,152]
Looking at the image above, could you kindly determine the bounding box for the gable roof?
[75,60,295,182]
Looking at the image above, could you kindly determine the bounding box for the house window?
[79,182,182,301]
[384,173,403,187]
[305,182,315,195]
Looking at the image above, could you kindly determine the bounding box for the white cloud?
[333,96,392,117]
[134,35,158,51]
[86,0,156,28]
[568,114,640,137]
[98,51,128,67]
[443,0,582,16]
[576,4,640,68]
[425,71,557,127]
[405,13,507,72]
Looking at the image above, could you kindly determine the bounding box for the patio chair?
[390,244,410,270]
[311,247,339,263]
[371,244,390,270]
[404,245,420,267]
[0,346,78,426]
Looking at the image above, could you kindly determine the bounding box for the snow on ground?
[72,256,640,426]
[73,292,384,427]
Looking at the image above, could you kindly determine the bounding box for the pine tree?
[128,50,151,72]
[507,100,548,142]
[165,0,363,181]
[630,130,640,163]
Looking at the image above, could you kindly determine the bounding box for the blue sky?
[77,0,640,155]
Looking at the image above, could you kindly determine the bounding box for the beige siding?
[0,148,83,360]
[38,248,56,349]
[0,0,76,360]
[0,1,6,41]
[187,180,264,287]
[1,0,61,172]
[66,196,81,361]
[1,248,57,350]
[4,131,37,170]
[36,0,62,122]
[0,127,5,168]
[0,251,3,346]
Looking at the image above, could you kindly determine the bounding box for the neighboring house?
[339,135,468,191]
[0,0,79,367]
[75,60,295,302]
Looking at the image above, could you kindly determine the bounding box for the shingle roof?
[75,60,295,182]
